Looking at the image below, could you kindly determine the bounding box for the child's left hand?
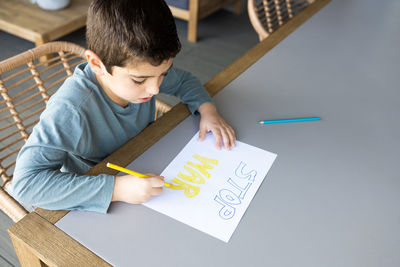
[198,102,236,150]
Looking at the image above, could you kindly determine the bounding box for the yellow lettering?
[186,154,218,178]
[170,178,200,198]
[178,166,205,184]
[166,154,218,198]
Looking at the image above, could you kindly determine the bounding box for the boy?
[12,0,236,213]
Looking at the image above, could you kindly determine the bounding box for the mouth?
[138,96,153,102]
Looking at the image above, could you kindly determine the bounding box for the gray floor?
[0,4,258,266]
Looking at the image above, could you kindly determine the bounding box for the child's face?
[99,58,173,107]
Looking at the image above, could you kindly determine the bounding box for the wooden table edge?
[0,20,43,43]
[9,0,331,265]
[44,15,88,43]
[0,15,87,45]
[8,212,112,267]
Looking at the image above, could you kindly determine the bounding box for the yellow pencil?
[106,162,171,187]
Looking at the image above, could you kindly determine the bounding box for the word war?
[168,154,218,198]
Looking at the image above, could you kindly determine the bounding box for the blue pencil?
[258,117,321,124]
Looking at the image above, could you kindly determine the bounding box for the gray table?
[56,0,400,266]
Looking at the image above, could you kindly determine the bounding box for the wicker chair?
[0,41,171,222]
[248,0,314,41]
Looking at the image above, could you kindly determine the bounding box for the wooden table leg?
[9,235,47,267]
[34,35,53,62]
[233,0,243,14]
[188,0,199,42]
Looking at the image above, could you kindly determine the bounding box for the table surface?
[9,0,400,266]
[56,0,400,266]
[0,0,90,43]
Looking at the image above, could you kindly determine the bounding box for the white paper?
[139,132,277,242]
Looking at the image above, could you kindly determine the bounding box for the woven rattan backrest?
[0,42,86,191]
[248,0,315,41]
[154,99,172,121]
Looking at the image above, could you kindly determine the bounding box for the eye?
[132,79,145,85]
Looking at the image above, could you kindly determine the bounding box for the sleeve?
[12,102,115,213]
[12,146,115,213]
[159,67,214,114]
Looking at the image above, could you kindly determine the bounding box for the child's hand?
[198,102,236,150]
[112,173,164,204]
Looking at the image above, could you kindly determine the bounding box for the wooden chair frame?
[168,0,243,42]
[0,41,171,222]
[248,0,314,41]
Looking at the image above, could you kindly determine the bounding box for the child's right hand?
[111,173,164,204]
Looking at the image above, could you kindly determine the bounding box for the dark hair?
[86,0,181,72]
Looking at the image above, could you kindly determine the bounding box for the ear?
[84,50,109,76]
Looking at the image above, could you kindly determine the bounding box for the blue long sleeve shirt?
[12,62,212,213]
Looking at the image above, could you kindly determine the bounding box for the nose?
[146,82,159,96]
